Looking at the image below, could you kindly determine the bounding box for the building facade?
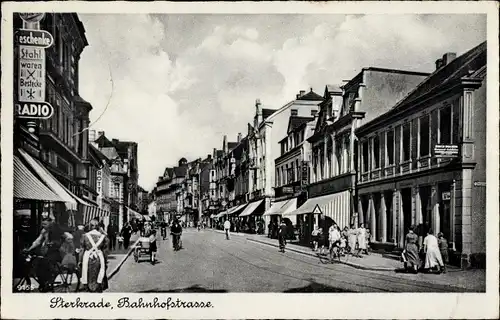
[248,90,323,234]
[355,42,486,268]
[296,68,429,238]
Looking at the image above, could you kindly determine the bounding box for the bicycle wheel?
[52,265,80,293]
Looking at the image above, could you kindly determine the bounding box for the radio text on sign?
[16,102,54,119]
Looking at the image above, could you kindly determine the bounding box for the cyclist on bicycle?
[24,217,65,291]
[170,218,183,251]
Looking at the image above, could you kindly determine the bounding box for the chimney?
[435,58,444,70]
[223,135,228,152]
[256,99,263,124]
[237,133,242,143]
[213,148,216,158]
[299,90,306,97]
[442,52,457,66]
[296,94,300,99]
[207,154,212,160]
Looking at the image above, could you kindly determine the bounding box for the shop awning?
[276,198,297,216]
[83,205,110,225]
[126,206,143,219]
[143,215,151,221]
[227,204,247,215]
[18,149,77,210]
[14,155,64,202]
[263,200,288,216]
[215,210,228,218]
[284,191,351,229]
[239,200,263,217]
[210,214,216,219]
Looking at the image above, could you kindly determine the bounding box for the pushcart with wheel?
[133,237,150,262]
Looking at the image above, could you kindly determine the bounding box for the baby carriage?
[133,237,151,262]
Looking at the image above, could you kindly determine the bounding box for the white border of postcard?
[2,1,499,319]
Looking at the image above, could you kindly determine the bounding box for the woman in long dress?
[423,228,445,273]
[403,226,420,273]
[347,224,358,254]
[79,219,109,292]
[356,223,367,257]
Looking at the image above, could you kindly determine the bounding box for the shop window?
[402,123,411,161]
[419,115,430,157]
[386,130,395,165]
[373,135,380,169]
[439,105,452,144]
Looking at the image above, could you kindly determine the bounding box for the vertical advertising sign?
[96,170,103,196]
[15,13,55,119]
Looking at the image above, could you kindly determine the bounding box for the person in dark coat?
[120,223,132,249]
[106,222,118,251]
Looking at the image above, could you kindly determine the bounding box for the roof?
[216,150,224,158]
[173,166,188,178]
[228,142,239,150]
[296,89,324,101]
[393,41,486,111]
[74,95,92,110]
[288,116,314,134]
[262,108,278,120]
[163,167,174,179]
[113,140,136,159]
[89,144,110,164]
[94,134,115,149]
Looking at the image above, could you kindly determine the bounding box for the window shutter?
[430,109,439,166]
[411,118,418,169]
[394,125,401,165]
[380,132,386,169]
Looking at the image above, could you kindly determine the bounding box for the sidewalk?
[107,233,141,279]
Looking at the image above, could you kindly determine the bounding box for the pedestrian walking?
[347,224,357,254]
[79,219,109,292]
[402,226,420,273]
[328,224,341,260]
[121,223,132,249]
[438,232,449,273]
[149,229,158,264]
[311,225,320,251]
[423,229,445,273]
[278,220,287,253]
[355,223,368,256]
[107,222,117,251]
[224,219,231,240]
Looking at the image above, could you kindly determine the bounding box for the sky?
[78,14,486,191]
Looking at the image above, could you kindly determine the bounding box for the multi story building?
[355,42,486,268]
[13,13,109,231]
[270,113,316,238]
[155,167,176,222]
[248,90,323,234]
[137,186,149,214]
[290,68,430,239]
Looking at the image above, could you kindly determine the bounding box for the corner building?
[355,42,486,268]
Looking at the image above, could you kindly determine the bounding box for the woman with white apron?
[79,219,109,292]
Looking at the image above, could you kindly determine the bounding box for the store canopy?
[283,191,351,229]
[143,215,151,222]
[276,198,297,216]
[215,210,228,218]
[227,204,247,215]
[18,149,77,210]
[83,205,110,225]
[14,155,64,202]
[263,200,288,216]
[126,206,143,219]
[210,214,216,219]
[239,200,263,217]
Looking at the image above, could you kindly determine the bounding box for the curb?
[212,229,246,237]
[107,238,140,280]
[247,238,396,272]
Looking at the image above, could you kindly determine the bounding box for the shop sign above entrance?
[434,145,459,158]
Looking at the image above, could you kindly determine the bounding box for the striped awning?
[215,210,228,218]
[263,200,288,216]
[14,155,64,202]
[284,191,351,229]
[239,200,263,217]
[18,148,78,210]
[83,205,110,225]
[276,198,297,216]
[127,206,143,219]
[210,214,216,218]
[227,204,247,215]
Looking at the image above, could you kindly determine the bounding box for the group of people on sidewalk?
[403,226,449,274]
[24,217,113,292]
[311,223,371,258]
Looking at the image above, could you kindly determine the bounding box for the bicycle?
[171,232,182,251]
[14,252,80,293]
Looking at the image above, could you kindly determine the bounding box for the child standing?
[149,229,158,265]
[438,232,449,273]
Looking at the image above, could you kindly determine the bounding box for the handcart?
[133,237,151,262]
